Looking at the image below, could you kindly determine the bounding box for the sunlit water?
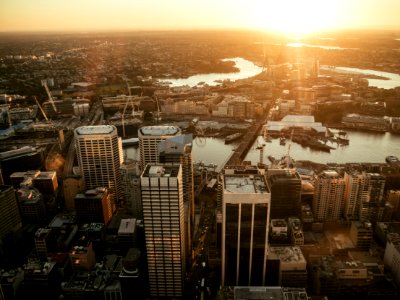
[125,130,400,170]
[157,57,263,87]
[321,66,400,89]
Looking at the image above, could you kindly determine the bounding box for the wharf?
[224,122,262,166]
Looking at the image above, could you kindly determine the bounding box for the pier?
[224,122,262,166]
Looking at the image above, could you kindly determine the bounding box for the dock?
[224,122,262,166]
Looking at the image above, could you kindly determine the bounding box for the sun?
[252,0,339,36]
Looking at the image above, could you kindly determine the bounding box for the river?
[158,57,263,87]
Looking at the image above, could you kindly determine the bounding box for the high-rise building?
[120,159,142,219]
[140,165,185,298]
[74,187,113,225]
[138,125,181,170]
[359,173,386,223]
[221,169,271,286]
[267,169,301,219]
[158,134,194,265]
[344,171,366,220]
[74,125,122,204]
[387,190,400,220]
[0,185,21,241]
[313,170,345,222]
[384,233,400,288]
[344,171,386,223]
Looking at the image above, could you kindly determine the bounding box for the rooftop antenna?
[285,130,294,169]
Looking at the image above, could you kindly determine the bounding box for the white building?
[313,170,345,222]
[138,125,181,170]
[74,125,122,204]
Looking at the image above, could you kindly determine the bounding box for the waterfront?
[158,57,263,87]
[125,129,400,170]
[321,65,400,89]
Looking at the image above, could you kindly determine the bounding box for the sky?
[1,0,400,34]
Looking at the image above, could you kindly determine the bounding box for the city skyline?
[1,0,400,35]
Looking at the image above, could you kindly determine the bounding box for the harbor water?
[125,130,400,170]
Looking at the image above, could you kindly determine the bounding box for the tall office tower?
[158,134,194,265]
[313,171,345,222]
[0,185,22,241]
[141,165,185,298]
[74,125,122,204]
[138,125,181,170]
[387,190,400,220]
[120,159,142,219]
[359,173,386,223]
[267,169,302,219]
[344,171,365,220]
[74,187,113,225]
[383,233,400,288]
[221,169,271,286]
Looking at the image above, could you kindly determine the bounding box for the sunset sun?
[253,0,340,35]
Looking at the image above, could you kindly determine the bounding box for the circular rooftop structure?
[139,125,181,136]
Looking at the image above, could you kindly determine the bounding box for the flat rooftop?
[139,125,180,136]
[142,164,180,178]
[75,125,115,135]
[224,174,269,194]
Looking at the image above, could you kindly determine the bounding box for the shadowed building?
[267,169,301,219]
[221,169,271,286]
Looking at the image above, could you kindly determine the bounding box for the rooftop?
[224,174,268,194]
[118,218,136,235]
[143,164,180,178]
[75,125,116,135]
[139,125,181,136]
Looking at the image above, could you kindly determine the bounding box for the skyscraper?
[138,125,181,170]
[221,167,271,286]
[74,125,122,204]
[359,173,386,223]
[140,165,186,298]
[313,170,345,222]
[120,159,142,219]
[344,171,365,220]
[267,169,302,219]
[158,134,195,263]
[0,185,22,240]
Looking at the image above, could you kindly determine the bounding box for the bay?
[125,130,400,170]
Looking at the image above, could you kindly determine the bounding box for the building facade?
[221,170,271,286]
[313,171,345,222]
[267,169,301,219]
[0,185,22,240]
[74,125,122,204]
[138,125,181,171]
[140,165,186,298]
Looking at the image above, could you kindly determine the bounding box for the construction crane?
[41,79,58,113]
[121,79,142,137]
[256,138,266,165]
[33,96,49,122]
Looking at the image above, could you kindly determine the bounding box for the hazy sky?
[1,0,400,34]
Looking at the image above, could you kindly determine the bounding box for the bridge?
[224,121,263,166]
